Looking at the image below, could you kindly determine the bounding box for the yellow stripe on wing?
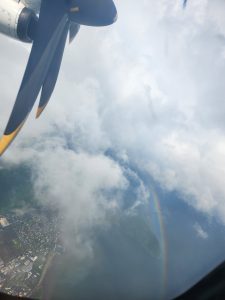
[0,121,25,156]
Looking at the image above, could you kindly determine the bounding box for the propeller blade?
[0,0,68,155]
[36,23,70,119]
[183,0,188,8]
[69,22,80,44]
[69,0,117,26]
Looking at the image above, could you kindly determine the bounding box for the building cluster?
[0,217,9,228]
[0,210,62,297]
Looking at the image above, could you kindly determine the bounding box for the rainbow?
[149,189,168,300]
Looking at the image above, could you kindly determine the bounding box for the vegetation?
[0,164,35,212]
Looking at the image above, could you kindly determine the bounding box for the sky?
[1,0,225,299]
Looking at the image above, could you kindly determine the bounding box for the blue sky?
[0,0,225,298]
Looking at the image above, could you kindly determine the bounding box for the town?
[0,209,62,297]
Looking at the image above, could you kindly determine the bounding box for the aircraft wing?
[0,0,69,155]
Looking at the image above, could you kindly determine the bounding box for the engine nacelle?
[0,0,38,43]
[20,0,41,14]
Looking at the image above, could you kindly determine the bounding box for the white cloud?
[194,223,209,239]
[32,148,127,226]
[32,146,128,257]
[1,0,225,230]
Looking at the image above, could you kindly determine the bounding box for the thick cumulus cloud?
[1,0,225,227]
[33,149,126,224]
[32,147,127,260]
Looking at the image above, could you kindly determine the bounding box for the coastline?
[31,251,57,299]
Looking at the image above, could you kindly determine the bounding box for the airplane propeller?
[0,0,117,155]
[69,23,80,44]
[69,0,117,26]
[183,0,188,9]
